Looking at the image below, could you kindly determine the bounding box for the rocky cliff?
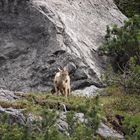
[0,0,126,92]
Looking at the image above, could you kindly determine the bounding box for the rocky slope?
[0,89,125,139]
[0,0,126,92]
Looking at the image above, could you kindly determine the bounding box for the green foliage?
[100,90,140,139]
[0,94,101,140]
[19,93,100,115]
[71,123,93,140]
[66,111,96,140]
[66,111,76,137]
[102,64,140,94]
[125,64,140,94]
[0,114,24,140]
[123,114,140,139]
[112,95,140,113]
[66,96,101,140]
[100,15,140,68]
[100,15,140,94]
[114,0,140,17]
[86,96,101,132]
[0,111,65,140]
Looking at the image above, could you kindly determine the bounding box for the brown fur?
[53,67,70,97]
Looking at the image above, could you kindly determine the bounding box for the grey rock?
[73,68,88,80]
[0,107,26,125]
[0,106,42,127]
[74,113,85,123]
[66,62,77,74]
[97,122,125,140]
[73,85,100,97]
[0,89,20,101]
[57,112,125,139]
[59,112,67,120]
[57,112,85,133]
[0,0,126,92]
[71,78,104,91]
[57,112,86,133]
[57,119,69,132]
[56,112,68,133]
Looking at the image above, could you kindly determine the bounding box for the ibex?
[53,67,70,97]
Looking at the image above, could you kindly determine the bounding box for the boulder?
[0,89,21,101]
[97,122,125,140]
[0,107,26,125]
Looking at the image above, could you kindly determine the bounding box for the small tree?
[100,15,140,94]
[100,15,140,70]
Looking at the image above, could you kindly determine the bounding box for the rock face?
[0,89,125,139]
[0,0,126,92]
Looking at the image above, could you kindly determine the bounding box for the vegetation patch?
[0,93,101,140]
[100,87,140,139]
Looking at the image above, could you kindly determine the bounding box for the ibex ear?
[58,68,62,71]
[63,67,67,71]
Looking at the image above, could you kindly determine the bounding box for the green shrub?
[123,114,140,139]
[66,96,101,139]
[0,94,101,140]
[100,15,140,94]
[102,64,140,94]
[100,15,140,70]
[112,95,140,113]
[114,0,140,17]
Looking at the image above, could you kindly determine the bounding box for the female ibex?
[54,67,70,97]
